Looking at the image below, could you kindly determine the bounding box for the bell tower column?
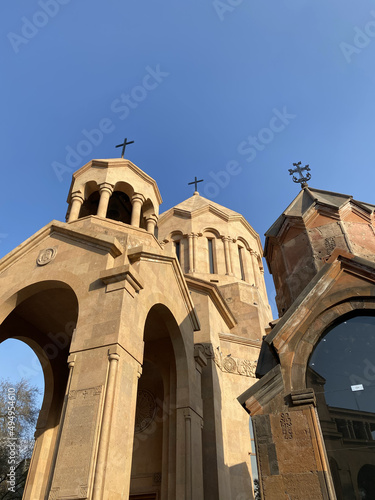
[68,191,84,222]
[97,182,114,218]
[131,193,145,227]
[146,214,158,235]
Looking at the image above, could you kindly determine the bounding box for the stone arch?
[130,302,192,498]
[291,296,375,391]
[113,180,135,200]
[236,236,251,251]
[358,464,375,500]
[0,280,79,499]
[201,227,222,239]
[141,198,157,230]
[79,180,100,218]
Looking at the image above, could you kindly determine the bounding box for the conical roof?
[265,186,375,238]
[164,192,241,219]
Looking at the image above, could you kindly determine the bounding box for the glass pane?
[307,314,375,500]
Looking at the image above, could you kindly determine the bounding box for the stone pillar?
[250,250,260,288]
[131,193,145,227]
[193,233,198,272]
[188,233,194,273]
[92,348,120,500]
[146,214,158,235]
[245,248,255,285]
[260,268,268,299]
[222,237,233,275]
[68,192,84,222]
[97,183,114,218]
[229,238,237,277]
[23,355,76,500]
[176,407,204,500]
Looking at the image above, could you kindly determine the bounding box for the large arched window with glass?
[307,312,375,500]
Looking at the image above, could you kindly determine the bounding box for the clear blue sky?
[2,0,375,389]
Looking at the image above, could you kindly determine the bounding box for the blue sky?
[2,0,375,392]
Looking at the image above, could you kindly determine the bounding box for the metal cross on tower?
[188,176,204,192]
[115,137,134,158]
[288,161,311,187]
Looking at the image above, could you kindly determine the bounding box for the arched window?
[238,245,246,281]
[307,313,375,500]
[208,238,215,274]
[79,190,100,218]
[106,191,132,224]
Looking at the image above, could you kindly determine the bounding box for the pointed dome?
[265,185,375,316]
[159,192,242,222]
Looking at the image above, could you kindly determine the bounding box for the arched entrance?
[0,280,79,499]
[358,464,375,500]
[130,304,186,500]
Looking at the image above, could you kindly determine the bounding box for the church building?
[1,157,374,500]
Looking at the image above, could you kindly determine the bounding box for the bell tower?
[66,158,161,234]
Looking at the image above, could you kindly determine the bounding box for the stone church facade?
[0,158,271,500]
[1,158,375,499]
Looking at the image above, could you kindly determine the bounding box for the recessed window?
[174,241,181,262]
[238,246,246,281]
[208,239,215,274]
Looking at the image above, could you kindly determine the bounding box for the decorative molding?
[280,412,293,439]
[0,220,124,274]
[219,332,262,349]
[37,246,57,266]
[291,388,316,406]
[49,488,60,500]
[153,472,162,485]
[135,390,157,434]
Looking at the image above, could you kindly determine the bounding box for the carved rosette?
[135,389,157,433]
[222,356,237,373]
[216,351,257,378]
[37,247,57,266]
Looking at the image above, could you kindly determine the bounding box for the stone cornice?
[0,220,123,273]
[127,246,201,331]
[238,364,284,415]
[68,158,163,204]
[218,332,262,349]
[184,275,237,330]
